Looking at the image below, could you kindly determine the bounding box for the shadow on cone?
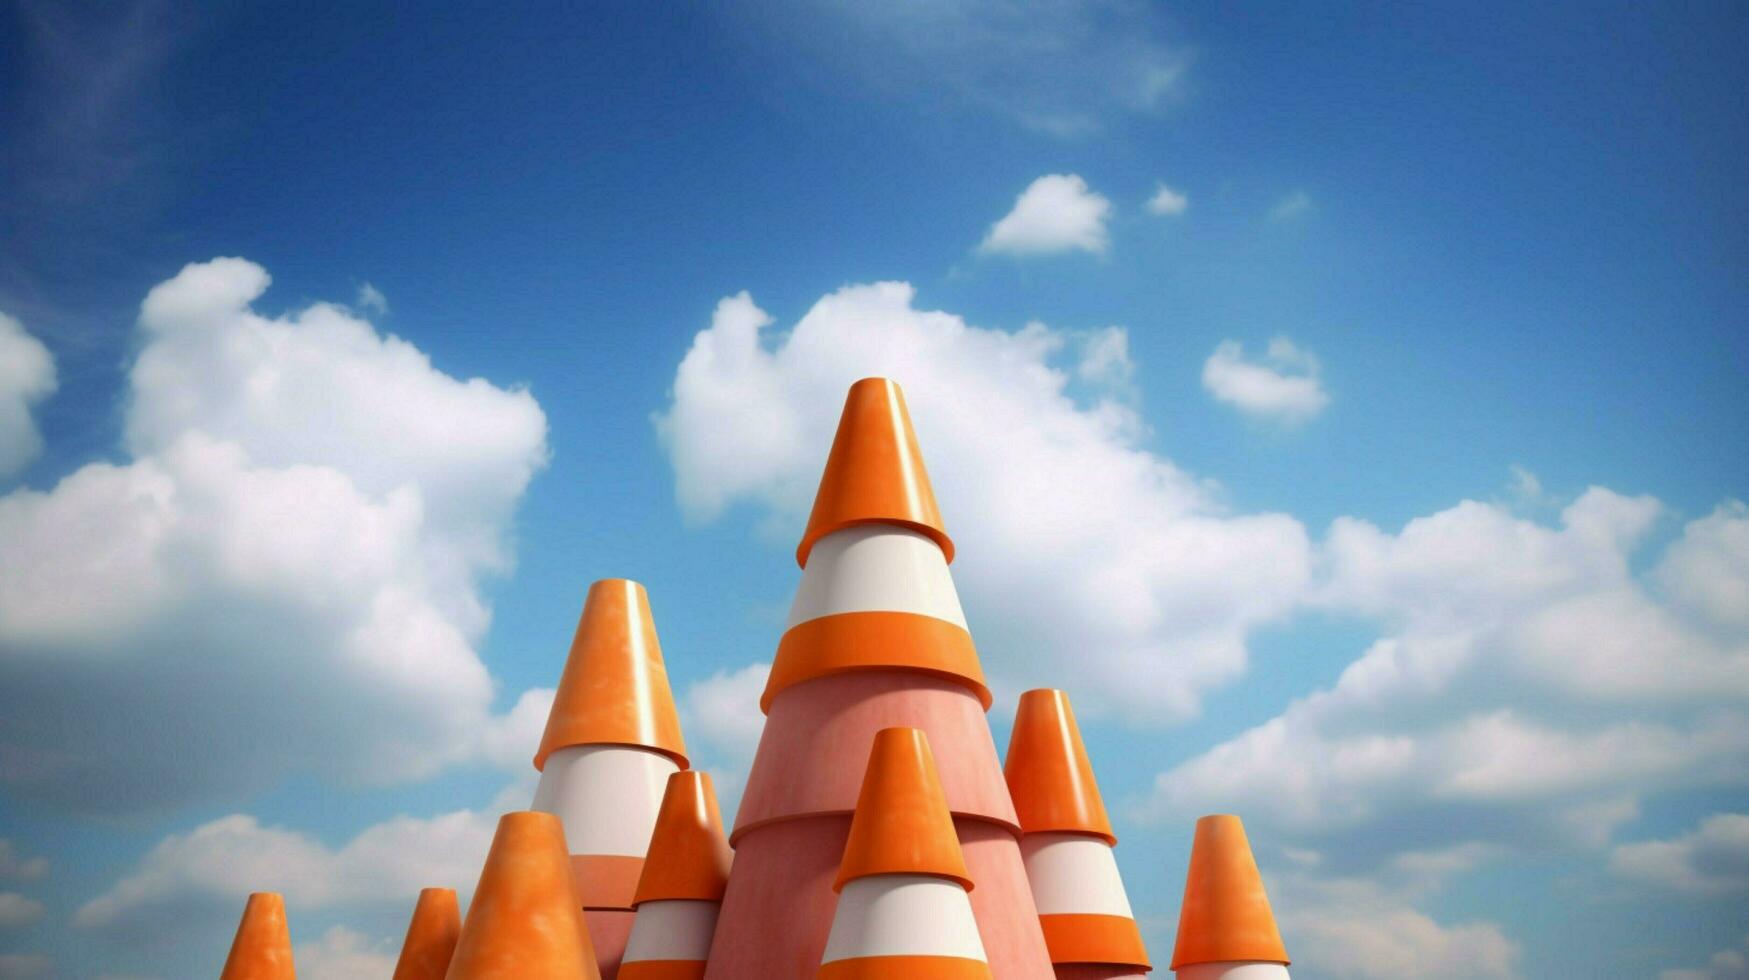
[1170,816,1288,972]
[392,887,460,980]
[220,892,295,980]
[447,811,601,979]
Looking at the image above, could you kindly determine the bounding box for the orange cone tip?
[535,578,688,771]
[834,727,973,891]
[633,771,734,905]
[446,811,602,979]
[220,892,295,980]
[797,378,952,567]
[392,887,460,980]
[1004,689,1116,845]
[1170,815,1289,970]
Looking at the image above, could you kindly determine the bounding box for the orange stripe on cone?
[535,579,689,771]
[1169,815,1289,970]
[447,811,602,979]
[835,728,972,891]
[570,854,647,911]
[392,887,460,980]
[797,378,952,567]
[820,956,992,979]
[764,611,990,712]
[1038,913,1150,967]
[1004,690,1115,844]
[220,892,295,980]
[634,771,733,905]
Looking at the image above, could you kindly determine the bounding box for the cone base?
[1175,965,1287,980]
[706,815,1051,980]
[587,908,636,980]
[1056,968,1149,980]
[735,672,1017,838]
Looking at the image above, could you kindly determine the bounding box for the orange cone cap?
[1004,689,1116,844]
[632,771,734,905]
[392,887,461,980]
[1169,815,1289,970]
[797,378,952,567]
[220,892,295,980]
[535,578,688,771]
[834,728,973,891]
[446,811,602,979]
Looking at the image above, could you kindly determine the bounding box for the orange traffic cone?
[392,887,461,980]
[446,811,601,979]
[220,892,295,980]
[533,578,690,978]
[620,771,734,980]
[819,728,991,979]
[1006,690,1150,979]
[1169,816,1290,980]
[710,379,1052,980]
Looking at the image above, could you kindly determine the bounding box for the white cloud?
[656,283,1311,722]
[1278,875,1519,980]
[979,174,1113,256]
[296,926,398,980]
[1147,491,1749,874]
[77,808,495,943]
[0,842,47,881]
[1270,189,1314,220]
[0,258,550,812]
[1664,937,1749,980]
[0,312,58,479]
[1201,337,1329,423]
[0,954,51,980]
[1612,814,1749,894]
[1658,501,1749,631]
[680,662,772,821]
[0,893,45,928]
[1145,183,1188,216]
[355,282,388,316]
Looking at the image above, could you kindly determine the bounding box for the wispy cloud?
[1270,189,1315,220]
[1146,183,1189,216]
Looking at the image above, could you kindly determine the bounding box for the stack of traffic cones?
[1169,816,1290,980]
[1006,689,1151,980]
[620,771,734,980]
[708,378,1053,979]
[391,887,460,980]
[819,728,991,979]
[447,811,601,979]
[532,578,690,978]
[220,892,295,980]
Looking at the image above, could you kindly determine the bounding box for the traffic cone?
[709,379,1052,980]
[392,887,460,980]
[1006,690,1150,979]
[220,892,295,980]
[819,728,991,979]
[533,578,690,979]
[620,771,734,980]
[1169,816,1289,980]
[446,811,601,979]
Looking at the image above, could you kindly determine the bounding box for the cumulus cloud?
[1664,937,1749,980]
[1612,814,1749,894]
[0,842,47,882]
[680,661,772,819]
[656,283,1311,722]
[0,258,550,811]
[0,312,57,479]
[1145,183,1188,216]
[0,893,45,928]
[1278,875,1518,980]
[1202,337,1329,423]
[979,174,1113,256]
[1148,492,1749,875]
[296,926,399,980]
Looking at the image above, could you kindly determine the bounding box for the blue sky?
[1,2,1746,978]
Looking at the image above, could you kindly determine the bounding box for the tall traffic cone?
[533,578,690,979]
[220,892,295,980]
[447,811,600,979]
[708,378,1052,979]
[1169,816,1289,980]
[819,728,991,979]
[392,887,461,980]
[620,771,734,980]
[1006,690,1151,980]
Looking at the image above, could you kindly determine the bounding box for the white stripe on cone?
[1020,833,1136,917]
[822,874,988,963]
[533,745,679,856]
[622,899,719,963]
[788,526,966,628]
[1177,963,1290,979]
